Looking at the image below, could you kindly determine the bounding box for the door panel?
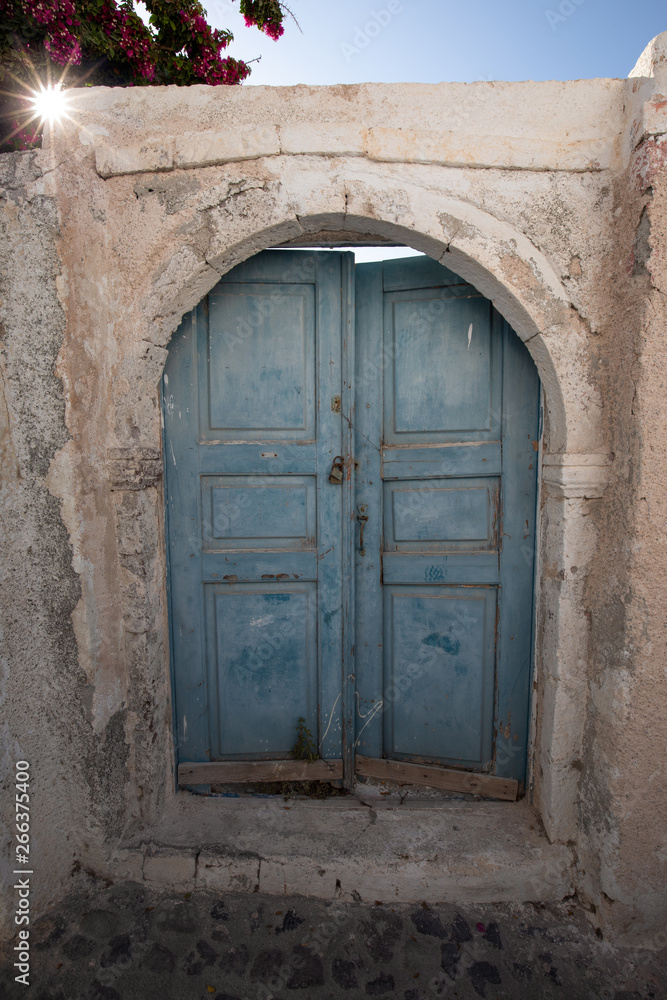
[384,478,499,550]
[203,284,315,439]
[201,475,317,548]
[204,582,317,758]
[381,442,501,480]
[164,251,353,771]
[381,552,500,586]
[354,258,539,784]
[384,586,497,766]
[385,293,496,440]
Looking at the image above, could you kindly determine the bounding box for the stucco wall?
[1,33,666,948]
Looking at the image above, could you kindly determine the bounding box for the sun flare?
[30,83,69,125]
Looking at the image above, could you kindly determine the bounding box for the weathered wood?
[166,254,537,787]
[352,262,538,784]
[178,758,344,786]
[355,756,518,801]
[165,252,349,767]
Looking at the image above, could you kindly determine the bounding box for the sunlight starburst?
[30,83,70,126]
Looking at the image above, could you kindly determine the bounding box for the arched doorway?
[163,249,540,799]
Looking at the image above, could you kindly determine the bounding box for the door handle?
[357,504,369,556]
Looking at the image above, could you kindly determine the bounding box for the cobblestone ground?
[1,883,665,1000]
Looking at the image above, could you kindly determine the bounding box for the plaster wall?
[1,34,666,948]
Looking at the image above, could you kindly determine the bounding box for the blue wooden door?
[163,251,539,794]
[354,257,539,788]
[163,251,354,775]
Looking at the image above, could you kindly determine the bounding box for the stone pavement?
[1,882,665,1000]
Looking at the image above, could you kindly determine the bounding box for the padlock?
[328,456,344,483]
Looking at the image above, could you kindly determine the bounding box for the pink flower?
[263,22,283,40]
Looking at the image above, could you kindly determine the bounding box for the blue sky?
[198,0,666,87]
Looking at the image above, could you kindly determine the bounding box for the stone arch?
[145,167,603,460]
[112,160,609,845]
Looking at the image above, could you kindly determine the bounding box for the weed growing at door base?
[210,717,349,799]
[290,716,318,763]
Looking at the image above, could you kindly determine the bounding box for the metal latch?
[357,504,369,555]
[328,456,344,484]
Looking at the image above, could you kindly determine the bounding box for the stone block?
[173,127,280,169]
[633,94,667,146]
[143,853,196,889]
[258,860,286,895]
[280,124,365,157]
[542,454,612,499]
[109,850,144,882]
[365,127,613,172]
[95,139,173,178]
[197,855,260,893]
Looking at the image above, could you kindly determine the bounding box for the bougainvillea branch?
[0,0,286,151]
[240,0,284,40]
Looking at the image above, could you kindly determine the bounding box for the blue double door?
[163,251,539,794]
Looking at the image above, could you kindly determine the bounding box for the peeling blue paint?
[423,632,462,656]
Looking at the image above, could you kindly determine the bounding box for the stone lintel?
[92,125,613,179]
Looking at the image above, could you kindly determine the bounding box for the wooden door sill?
[178,758,343,786]
[355,755,518,801]
[178,757,518,801]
